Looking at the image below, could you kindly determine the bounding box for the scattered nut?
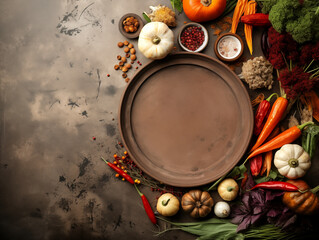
[120,66,123,70]
[130,48,136,54]
[130,54,136,60]
[117,55,122,60]
[121,57,127,63]
[131,61,134,64]
[114,65,119,70]
[123,17,139,33]
[128,43,134,49]
[125,78,130,83]
[122,66,128,72]
[125,63,131,69]
[122,73,127,78]
[125,53,130,58]
[123,40,129,46]
[124,47,130,53]
[118,42,124,48]
[119,61,124,66]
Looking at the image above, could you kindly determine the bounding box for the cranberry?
[180,26,205,51]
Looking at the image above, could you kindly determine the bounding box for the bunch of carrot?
[230,0,256,55]
[247,94,314,177]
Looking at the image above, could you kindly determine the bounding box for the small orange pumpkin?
[183,0,227,22]
[181,190,214,218]
[282,180,319,215]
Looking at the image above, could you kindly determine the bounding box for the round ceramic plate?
[119,53,253,187]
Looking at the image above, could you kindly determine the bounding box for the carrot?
[247,122,314,160]
[231,0,248,34]
[244,1,256,55]
[250,95,288,152]
[260,151,272,177]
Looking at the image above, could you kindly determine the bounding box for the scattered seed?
[125,63,131,69]
[122,66,128,72]
[122,73,127,78]
[131,61,134,64]
[107,74,110,77]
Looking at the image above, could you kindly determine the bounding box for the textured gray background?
[0,0,318,240]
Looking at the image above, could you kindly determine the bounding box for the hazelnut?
[128,43,134,49]
[121,57,127,63]
[129,26,134,32]
[124,47,130,53]
[123,40,129,46]
[130,48,136,54]
[122,73,127,78]
[117,55,121,60]
[119,61,124,66]
[117,42,124,48]
[125,53,130,58]
[125,63,131,69]
[130,54,136,60]
[114,65,119,70]
[131,61,134,64]
[134,21,139,28]
[122,66,128,72]
[125,78,130,83]
[124,26,130,33]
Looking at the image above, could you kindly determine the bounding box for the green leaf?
[255,169,284,184]
[170,0,183,13]
[302,125,319,158]
[142,12,151,23]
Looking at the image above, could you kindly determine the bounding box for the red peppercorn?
[180,26,205,51]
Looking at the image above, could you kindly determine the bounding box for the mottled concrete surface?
[0,0,318,240]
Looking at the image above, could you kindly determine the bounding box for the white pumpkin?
[138,22,174,60]
[274,144,311,179]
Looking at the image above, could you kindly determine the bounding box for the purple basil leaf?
[237,217,251,232]
[282,214,297,229]
[251,213,264,225]
[265,189,283,201]
[251,190,265,205]
[267,208,280,218]
[245,171,255,190]
[242,193,251,209]
[231,215,245,224]
[253,206,263,215]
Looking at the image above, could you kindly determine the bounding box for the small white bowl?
[178,22,209,53]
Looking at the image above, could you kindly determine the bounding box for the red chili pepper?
[251,181,301,192]
[241,172,248,189]
[249,154,263,176]
[134,184,157,225]
[101,157,134,184]
[240,13,271,27]
[254,93,278,136]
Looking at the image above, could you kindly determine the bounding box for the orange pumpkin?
[183,0,227,22]
[282,180,319,215]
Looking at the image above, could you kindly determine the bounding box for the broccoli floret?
[268,0,300,32]
[268,0,319,43]
[286,10,316,43]
[257,0,278,14]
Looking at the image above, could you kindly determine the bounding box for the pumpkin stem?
[201,0,212,7]
[288,158,299,168]
[227,186,235,192]
[162,198,171,206]
[152,35,161,45]
[195,201,202,208]
[311,185,319,194]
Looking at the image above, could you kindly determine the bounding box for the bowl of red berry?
[178,23,208,53]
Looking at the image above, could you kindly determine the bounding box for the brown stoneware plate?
[119,52,253,187]
[118,13,144,39]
